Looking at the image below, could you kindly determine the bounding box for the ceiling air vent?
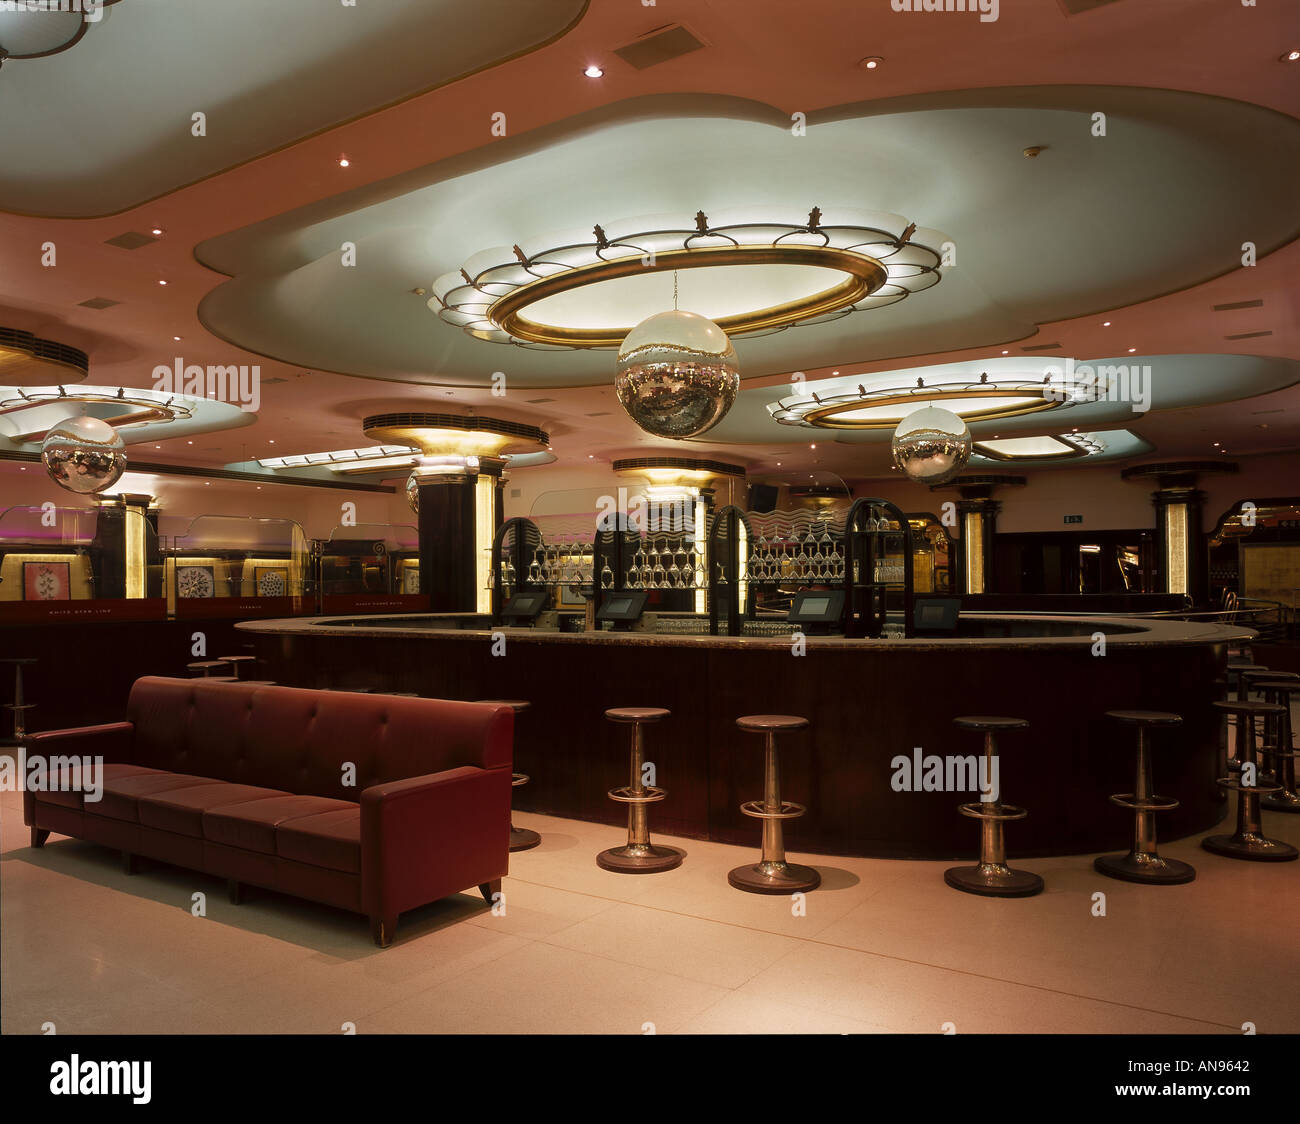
[525,397,555,404]
[1020,342,1062,352]
[613,24,706,70]
[1213,299,1263,312]
[1057,0,1124,15]
[78,297,121,309]
[103,231,160,250]
[1224,330,1272,340]
[585,411,612,417]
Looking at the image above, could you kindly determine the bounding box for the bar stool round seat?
[597,707,682,873]
[218,655,256,679]
[1229,665,1268,702]
[1256,681,1300,815]
[476,699,540,852]
[728,714,820,894]
[944,715,1043,898]
[187,660,229,678]
[1094,710,1194,885]
[1204,700,1297,862]
[605,707,670,724]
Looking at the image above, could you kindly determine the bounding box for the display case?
[0,502,164,624]
[165,515,309,619]
[907,512,954,594]
[317,522,424,614]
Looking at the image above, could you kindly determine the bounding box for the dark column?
[931,475,1025,596]
[416,460,503,612]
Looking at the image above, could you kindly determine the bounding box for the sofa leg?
[121,851,137,875]
[30,827,50,849]
[478,878,501,905]
[227,879,243,905]
[370,914,397,948]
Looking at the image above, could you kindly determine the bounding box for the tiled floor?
[3,755,1299,1035]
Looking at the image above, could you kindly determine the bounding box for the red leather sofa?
[23,676,514,946]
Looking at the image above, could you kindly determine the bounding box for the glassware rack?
[842,497,916,638]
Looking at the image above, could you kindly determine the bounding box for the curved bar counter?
[237,614,1251,860]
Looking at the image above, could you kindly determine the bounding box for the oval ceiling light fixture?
[0,0,123,70]
[429,207,947,350]
[768,367,1104,430]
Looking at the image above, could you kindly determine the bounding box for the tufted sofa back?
[126,677,512,801]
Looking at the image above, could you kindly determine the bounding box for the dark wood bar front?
[238,614,1249,860]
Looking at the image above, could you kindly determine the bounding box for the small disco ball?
[615,309,739,439]
[41,415,127,494]
[890,405,971,485]
[404,470,420,514]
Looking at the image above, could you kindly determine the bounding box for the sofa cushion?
[138,783,286,839]
[100,772,223,823]
[203,794,357,856]
[276,808,361,874]
[36,763,162,811]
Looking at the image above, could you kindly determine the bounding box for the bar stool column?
[597,707,683,873]
[1258,682,1300,814]
[728,715,819,894]
[1095,711,1194,884]
[944,716,1043,897]
[1204,700,1297,862]
[2,658,36,746]
[474,699,541,851]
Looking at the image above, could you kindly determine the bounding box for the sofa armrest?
[22,722,135,758]
[20,722,136,825]
[359,765,512,919]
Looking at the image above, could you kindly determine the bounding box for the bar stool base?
[509,827,542,852]
[1260,793,1300,814]
[728,860,820,895]
[596,844,683,874]
[944,864,1043,897]
[1201,833,1298,862]
[1094,852,1196,885]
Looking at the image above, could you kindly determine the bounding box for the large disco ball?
[41,415,127,494]
[615,310,739,439]
[890,406,971,485]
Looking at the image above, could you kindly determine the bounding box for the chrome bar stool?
[1258,681,1300,814]
[475,699,540,852]
[944,716,1043,897]
[1204,700,1297,862]
[2,657,36,747]
[597,707,682,873]
[728,715,819,894]
[1095,711,1194,885]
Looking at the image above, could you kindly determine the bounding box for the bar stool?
[1232,665,1269,702]
[187,660,230,678]
[597,707,682,873]
[2,657,36,746]
[217,655,257,680]
[475,699,540,852]
[727,715,820,894]
[1094,711,1194,885]
[944,716,1043,897]
[1258,681,1300,814]
[1204,700,1297,862]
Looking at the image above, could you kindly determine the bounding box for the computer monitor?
[787,589,845,627]
[914,597,961,633]
[596,589,648,624]
[501,590,550,622]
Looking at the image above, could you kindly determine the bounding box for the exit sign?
[1064,515,1084,524]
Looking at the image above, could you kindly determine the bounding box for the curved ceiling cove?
[0,0,587,216]
[196,87,1300,391]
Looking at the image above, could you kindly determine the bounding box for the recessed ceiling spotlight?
[832,370,839,375]
[583,64,604,78]
[1001,350,1008,355]
[158,280,167,286]
[1023,145,1046,159]
[151,227,164,236]
[268,440,275,445]
[858,56,883,70]
[1213,442,1221,446]
[1128,348,1136,353]
[1102,321,1112,327]
[1282,50,1299,62]
[338,155,351,168]
[154,444,160,449]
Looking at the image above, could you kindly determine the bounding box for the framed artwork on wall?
[254,566,290,598]
[176,565,216,599]
[401,566,421,595]
[23,561,71,601]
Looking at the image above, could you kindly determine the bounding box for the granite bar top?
[236,613,1255,652]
